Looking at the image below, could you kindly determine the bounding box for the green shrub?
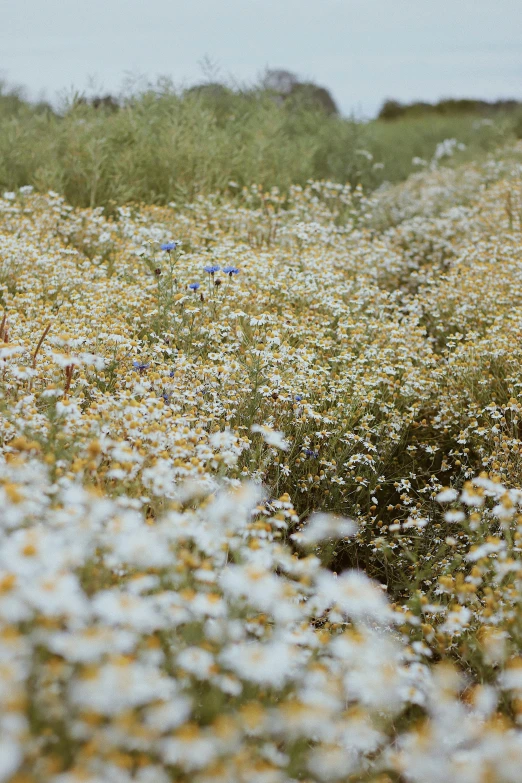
[0,79,516,207]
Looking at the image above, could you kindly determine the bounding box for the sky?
[1,0,522,117]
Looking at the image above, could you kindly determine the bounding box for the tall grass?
[366,113,511,183]
[0,79,517,207]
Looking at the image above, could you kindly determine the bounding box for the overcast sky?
[1,0,521,116]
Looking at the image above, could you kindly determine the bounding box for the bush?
[0,78,516,207]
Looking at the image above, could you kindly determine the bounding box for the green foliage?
[0,79,518,208]
[378,96,522,120]
[366,113,511,184]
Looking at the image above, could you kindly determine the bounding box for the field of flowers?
[2,145,522,781]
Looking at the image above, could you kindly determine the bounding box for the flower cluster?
[1,143,522,779]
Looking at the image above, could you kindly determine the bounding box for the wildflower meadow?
[3,140,522,782]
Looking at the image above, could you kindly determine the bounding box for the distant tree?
[377,100,405,120]
[261,69,299,96]
[287,82,338,115]
[261,69,338,115]
[91,94,119,112]
[64,93,119,113]
[185,82,232,101]
[378,96,522,121]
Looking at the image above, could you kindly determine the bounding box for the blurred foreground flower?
[251,423,289,450]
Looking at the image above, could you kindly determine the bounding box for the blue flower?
[295,394,303,402]
[222,266,239,276]
[162,391,171,404]
[303,448,318,458]
[203,265,220,275]
[132,360,150,372]
[161,242,177,252]
[189,282,200,291]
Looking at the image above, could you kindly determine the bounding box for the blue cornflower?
[222,266,239,276]
[303,448,318,458]
[132,360,150,372]
[162,391,171,405]
[169,369,176,377]
[295,394,303,402]
[161,242,178,252]
[203,265,220,275]
[189,282,200,291]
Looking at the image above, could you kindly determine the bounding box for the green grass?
[0,79,519,208]
[366,113,512,183]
